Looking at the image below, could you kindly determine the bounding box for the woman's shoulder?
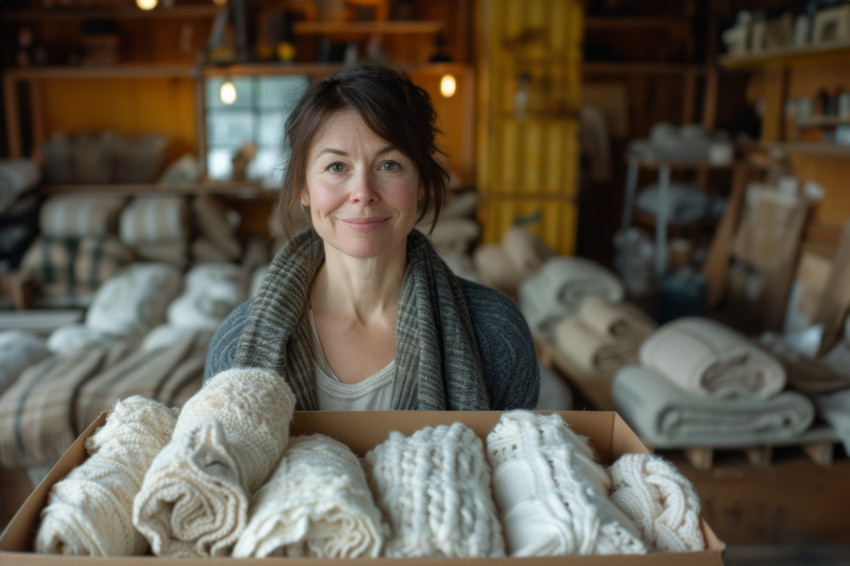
[458,277,525,325]
[204,299,254,379]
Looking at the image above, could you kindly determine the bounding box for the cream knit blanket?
[233,434,387,558]
[486,411,647,556]
[364,422,505,558]
[35,396,178,556]
[132,368,296,557]
[608,453,705,553]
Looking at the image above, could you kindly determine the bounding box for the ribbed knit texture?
[233,434,388,558]
[608,453,706,552]
[232,227,490,411]
[486,411,647,556]
[132,368,296,557]
[364,422,505,558]
[35,396,178,556]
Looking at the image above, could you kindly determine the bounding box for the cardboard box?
[0,410,725,565]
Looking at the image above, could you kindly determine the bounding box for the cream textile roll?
[39,194,126,238]
[554,315,638,375]
[132,368,296,557]
[119,195,190,244]
[639,316,786,399]
[577,296,655,342]
[473,243,524,296]
[501,226,554,276]
[35,397,178,556]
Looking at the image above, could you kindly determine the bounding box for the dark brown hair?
[275,63,449,242]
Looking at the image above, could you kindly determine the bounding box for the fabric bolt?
[612,365,815,448]
[20,236,77,284]
[519,256,624,341]
[85,262,182,338]
[639,316,786,399]
[35,396,179,556]
[364,421,505,558]
[233,434,387,558]
[73,236,135,289]
[0,158,40,215]
[608,453,705,553]
[554,316,639,375]
[0,343,133,469]
[501,226,554,278]
[0,330,52,397]
[486,411,646,557]
[75,331,209,434]
[133,367,296,557]
[473,243,525,297]
[578,296,656,343]
[47,323,138,356]
[39,194,126,238]
[232,227,491,411]
[118,195,190,244]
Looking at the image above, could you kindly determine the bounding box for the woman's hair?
[275,64,449,242]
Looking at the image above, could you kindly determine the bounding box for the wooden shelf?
[39,181,272,198]
[583,62,708,75]
[496,112,578,122]
[293,20,443,37]
[751,141,850,159]
[0,5,220,21]
[201,63,343,78]
[3,65,196,79]
[584,16,687,30]
[626,154,735,170]
[796,116,850,128]
[720,39,850,69]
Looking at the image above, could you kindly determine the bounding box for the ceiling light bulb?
[439,74,457,98]
[220,80,237,105]
[136,0,158,10]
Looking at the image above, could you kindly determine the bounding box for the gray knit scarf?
[233,227,490,411]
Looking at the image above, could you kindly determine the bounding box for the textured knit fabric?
[608,453,706,553]
[639,316,786,399]
[224,227,521,411]
[612,365,815,448]
[364,422,505,558]
[132,368,296,557]
[35,396,178,556]
[205,244,539,412]
[233,434,388,558]
[486,411,647,556]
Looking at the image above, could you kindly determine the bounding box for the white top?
[308,308,394,411]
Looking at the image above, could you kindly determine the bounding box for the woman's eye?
[380,160,399,171]
[328,162,345,173]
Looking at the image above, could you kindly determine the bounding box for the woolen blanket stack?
[608,453,705,552]
[485,411,646,556]
[364,421,505,558]
[233,433,387,558]
[132,368,296,557]
[35,396,179,556]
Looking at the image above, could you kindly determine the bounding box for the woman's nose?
[350,171,379,204]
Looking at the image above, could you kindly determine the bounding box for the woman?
[205,64,539,411]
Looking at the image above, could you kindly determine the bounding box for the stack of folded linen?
[119,195,190,269]
[613,316,815,447]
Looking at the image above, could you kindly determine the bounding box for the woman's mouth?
[341,217,388,231]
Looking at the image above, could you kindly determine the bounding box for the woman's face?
[302,109,421,261]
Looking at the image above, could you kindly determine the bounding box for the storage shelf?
[583,62,708,75]
[584,16,687,30]
[3,65,196,79]
[0,5,220,21]
[720,39,850,69]
[39,181,272,198]
[293,20,443,36]
[750,141,850,159]
[201,62,343,78]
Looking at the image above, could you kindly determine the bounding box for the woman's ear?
[300,189,310,207]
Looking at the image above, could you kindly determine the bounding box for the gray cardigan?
[204,278,539,410]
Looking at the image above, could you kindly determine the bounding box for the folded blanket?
[233,434,387,558]
[0,343,133,469]
[39,195,126,238]
[639,317,785,399]
[133,368,296,557]
[0,158,40,214]
[47,323,139,356]
[140,324,216,353]
[75,331,209,434]
[579,296,655,342]
[35,396,179,556]
[165,263,247,330]
[364,421,505,558]
[0,330,52,397]
[85,262,182,338]
[119,195,190,244]
[608,453,705,553]
[473,243,524,297]
[486,411,646,556]
[73,236,135,289]
[20,236,77,285]
[519,256,624,341]
[502,226,554,277]
[612,365,815,448]
[554,316,639,375]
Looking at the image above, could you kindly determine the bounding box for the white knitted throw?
[608,453,705,552]
[486,411,647,556]
[233,434,387,558]
[35,396,178,556]
[364,422,505,558]
[132,368,296,557]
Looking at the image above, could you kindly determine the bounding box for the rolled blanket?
[133,368,296,557]
[519,256,624,341]
[0,158,40,214]
[364,421,505,558]
[35,396,178,556]
[554,315,638,375]
[473,243,524,297]
[612,365,815,448]
[502,226,554,277]
[608,453,705,553]
[579,296,655,343]
[119,195,190,244]
[639,316,785,399]
[20,236,77,284]
[486,411,646,556]
[165,263,247,330]
[0,330,52,397]
[233,434,387,558]
[0,343,133,469]
[39,194,126,238]
[85,263,182,338]
[73,236,135,289]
